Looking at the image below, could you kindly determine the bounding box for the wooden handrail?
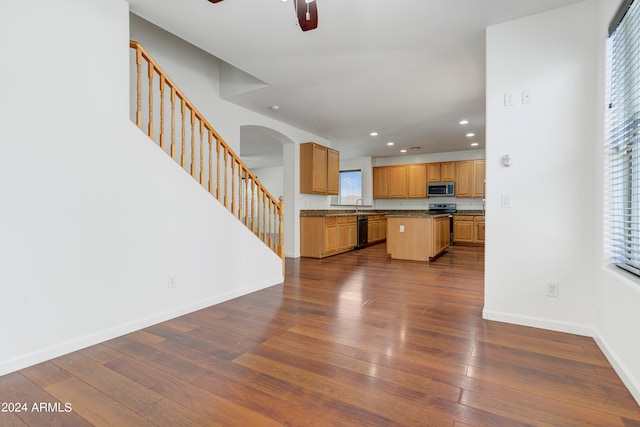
[129,40,285,267]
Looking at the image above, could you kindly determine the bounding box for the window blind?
[607,0,640,277]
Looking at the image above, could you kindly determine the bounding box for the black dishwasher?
[355,216,368,250]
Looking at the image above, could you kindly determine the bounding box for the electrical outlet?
[546,281,559,297]
[168,275,177,289]
[400,225,405,232]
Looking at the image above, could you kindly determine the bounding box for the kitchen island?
[386,214,450,262]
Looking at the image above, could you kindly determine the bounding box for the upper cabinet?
[427,162,456,183]
[388,165,408,198]
[373,164,426,199]
[372,166,389,198]
[408,164,427,198]
[300,142,340,195]
[456,160,485,198]
[375,159,484,199]
[472,159,485,198]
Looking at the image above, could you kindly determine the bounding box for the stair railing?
[129,41,284,266]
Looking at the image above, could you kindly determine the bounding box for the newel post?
[278,196,285,275]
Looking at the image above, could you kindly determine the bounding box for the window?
[607,0,640,277]
[339,170,362,205]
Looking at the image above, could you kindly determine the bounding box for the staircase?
[130,41,284,268]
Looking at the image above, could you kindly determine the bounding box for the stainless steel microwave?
[427,182,455,197]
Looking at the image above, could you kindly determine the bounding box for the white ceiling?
[128,0,584,164]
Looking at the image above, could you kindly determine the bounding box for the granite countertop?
[455,210,485,216]
[385,213,451,218]
[301,209,485,217]
[301,209,421,217]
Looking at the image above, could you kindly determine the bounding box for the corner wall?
[484,2,598,335]
[594,0,640,405]
[0,0,282,375]
[485,0,640,404]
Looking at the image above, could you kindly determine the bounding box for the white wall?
[0,0,282,375]
[594,0,640,405]
[485,2,598,334]
[486,0,640,404]
[251,166,284,200]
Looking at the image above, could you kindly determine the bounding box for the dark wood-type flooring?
[1,244,639,426]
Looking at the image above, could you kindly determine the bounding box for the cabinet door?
[427,163,441,182]
[408,164,427,198]
[324,223,337,254]
[327,148,340,195]
[372,167,389,199]
[388,165,408,198]
[441,162,457,182]
[375,220,386,241]
[367,220,375,242]
[347,222,357,247]
[337,223,349,250]
[473,160,486,198]
[455,161,473,197]
[474,218,485,243]
[453,219,474,243]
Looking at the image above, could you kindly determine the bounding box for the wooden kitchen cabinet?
[367,215,387,243]
[300,142,339,195]
[472,159,486,198]
[433,215,451,256]
[408,164,427,198]
[441,162,457,181]
[453,215,474,243]
[456,160,485,198]
[388,165,408,198]
[373,164,426,199]
[427,163,442,182]
[386,216,449,261]
[428,162,456,182]
[337,216,357,252]
[473,216,485,243]
[454,214,484,244]
[372,167,389,198]
[301,216,357,258]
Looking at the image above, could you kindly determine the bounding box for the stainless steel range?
[428,203,457,244]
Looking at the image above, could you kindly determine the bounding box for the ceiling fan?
[206,0,318,32]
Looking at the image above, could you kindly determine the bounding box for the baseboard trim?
[482,309,594,337]
[0,276,282,377]
[593,332,640,406]
[483,309,640,406]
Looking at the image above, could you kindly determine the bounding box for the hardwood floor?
[1,244,639,426]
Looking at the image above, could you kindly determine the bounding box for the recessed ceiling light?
[471,142,479,147]
[268,105,280,111]
[466,132,475,137]
[386,141,394,146]
[400,149,407,153]
[459,119,469,125]
[370,132,378,136]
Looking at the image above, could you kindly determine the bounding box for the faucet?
[355,198,363,214]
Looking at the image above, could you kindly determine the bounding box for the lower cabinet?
[367,215,387,244]
[386,216,450,261]
[434,215,450,256]
[473,217,485,243]
[301,216,357,258]
[453,215,485,244]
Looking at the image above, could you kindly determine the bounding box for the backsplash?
[374,196,484,211]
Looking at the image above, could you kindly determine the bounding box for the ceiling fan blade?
[294,0,318,32]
